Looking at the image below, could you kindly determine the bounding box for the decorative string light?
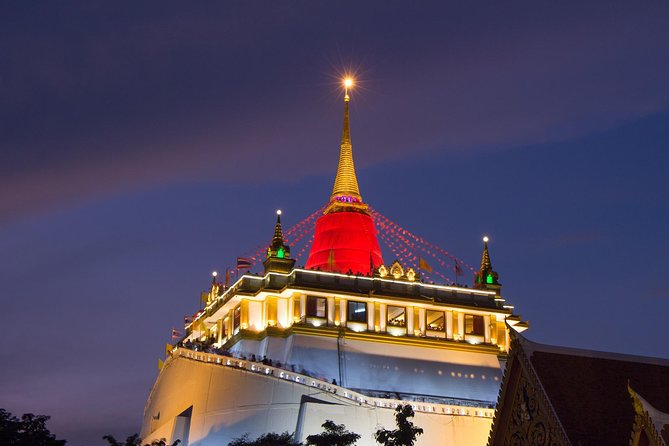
[376,225,452,284]
[370,208,476,273]
[233,205,324,271]
[225,205,476,286]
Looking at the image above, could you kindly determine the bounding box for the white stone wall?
[142,355,493,446]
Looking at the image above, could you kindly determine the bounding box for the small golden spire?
[271,210,284,248]
[330,78,362,203]
[480,236,492,271]
[263,209,294,273]
[474,235,500,290]
[267,209,290,260]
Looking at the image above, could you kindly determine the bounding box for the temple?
[141,81,528,446]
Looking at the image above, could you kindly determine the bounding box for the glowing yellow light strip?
[292,268,497,295]
[193,268,499,324]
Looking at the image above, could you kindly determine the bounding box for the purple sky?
[1,2,669,445]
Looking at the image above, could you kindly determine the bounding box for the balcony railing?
[169,347,495,419]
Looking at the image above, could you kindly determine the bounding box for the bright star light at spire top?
[343,77,353,99]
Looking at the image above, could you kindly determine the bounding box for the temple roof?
[494,334,669,446]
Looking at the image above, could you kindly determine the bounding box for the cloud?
[1,2,668,223]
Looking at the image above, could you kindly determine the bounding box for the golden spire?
[267,209,291,260]
[330,78,362,202]
[474,235,500,290]
[271,210,284,248]
[480,236,492,271]
[263,209,295,273]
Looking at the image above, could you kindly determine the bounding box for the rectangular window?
[307,297,327,318]
[233,306,241,331]
[387,306,406,327]
[465,314,484,336]
[427,310,445,331]
[347,301,367,323]
[222,317,229,338]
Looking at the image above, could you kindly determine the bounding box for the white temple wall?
[142,356,493,446]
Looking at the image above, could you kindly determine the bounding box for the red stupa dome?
[305,83,384,275]
[306,211,383,275]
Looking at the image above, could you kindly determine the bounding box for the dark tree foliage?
[102,434,141,446]
[0,408,66,446]
[228,432,301,446]
[305,420,360,446]
[103,434,180,446]
[374,405,424,446]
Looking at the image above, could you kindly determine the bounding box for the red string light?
[226,205,477,288]
[370,208,476,273]
[232,206,324,272]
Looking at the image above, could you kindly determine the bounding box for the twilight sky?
[1,2,668,445]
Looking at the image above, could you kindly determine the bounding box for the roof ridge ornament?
[376,261,417,282]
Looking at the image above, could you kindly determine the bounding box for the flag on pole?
[236,257,252,270]
[171,328,182,340]
[165,343,174,357]
[158,358,164,371]
[454,261,463,276]
[418,257,433,273]
[224,268,230,287]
